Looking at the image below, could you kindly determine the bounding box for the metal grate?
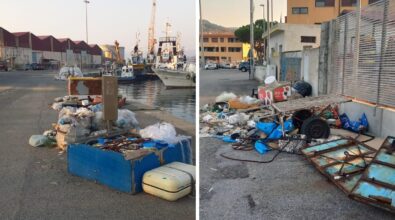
[328,0,395,108]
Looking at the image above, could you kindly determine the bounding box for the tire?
[292,109,313,129]
[241,67,247,72]
[300,116,330,139]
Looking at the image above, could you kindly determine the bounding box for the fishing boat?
[115,66,135,83]
[130,33,146,79]
[153,23,195,88]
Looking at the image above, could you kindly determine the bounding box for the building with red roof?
[0,26,104,69]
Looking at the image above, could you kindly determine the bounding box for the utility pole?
[84,0,90,43]
[260,4,265,63]
[200,0,205,68]
[249,0,254,79]
[267,0,270,65]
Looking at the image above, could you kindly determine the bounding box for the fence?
[325,0,395,108]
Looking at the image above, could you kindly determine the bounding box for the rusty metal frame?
[349,136,395,213]
[302,138,376,194]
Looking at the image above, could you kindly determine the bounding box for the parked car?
[238,62,250,72]
[204,63,218,70]
[24,64,32,70]
[218,63,231,69]
[31,63,45,70]
[0,61,8,71]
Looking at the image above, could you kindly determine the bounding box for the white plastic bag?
[75,107,95,118]
[140,122,178,144]
[116,109,139,129]
[58,107,76,119]
[51,102,63,111]
[215,92,237,103]
[92,111,105,130]
[29,135,50,147]
[239,96,260,105]
[228,113,249,125]
[202,114,213,122]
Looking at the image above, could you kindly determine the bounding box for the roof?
[37,35,51,40]
[0,27,17,47]
[12,32,29,37]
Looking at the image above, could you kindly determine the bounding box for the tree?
[234,19,277,64]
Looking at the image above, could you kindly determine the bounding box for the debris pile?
[200,88,359,159]
[30,95,187,154]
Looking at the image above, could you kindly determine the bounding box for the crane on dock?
[147,0,157,63]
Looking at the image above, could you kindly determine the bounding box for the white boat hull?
[154,69,195,88]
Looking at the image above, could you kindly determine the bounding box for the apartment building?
[200,32,245,64]
[287,0,380,24]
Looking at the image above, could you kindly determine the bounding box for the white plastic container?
[142,162,195,201]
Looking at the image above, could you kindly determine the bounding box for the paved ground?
[199,69,394,220]
[0,70,195,220]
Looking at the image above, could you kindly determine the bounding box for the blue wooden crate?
[67,138,192,194]
[160,139,192,164]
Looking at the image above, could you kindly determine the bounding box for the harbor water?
[118,79,195,123]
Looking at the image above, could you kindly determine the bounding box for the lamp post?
[260,4,265,63]
[84,0,90,43]
[267,0,270,65]
[249,0,254,79]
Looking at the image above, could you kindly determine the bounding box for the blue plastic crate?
[67,138,192,194]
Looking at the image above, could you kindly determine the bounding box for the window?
[228,38,235,43]
[211,38,218,43]
[220,47,226,52]
[203,38,208,43]
[301,36,317,43]
[204,47,218,52]
[368,0,379,4]
[220,38,225,42]
[292,7,308,14]
[342,0,357,6]
[228,47,241,52]
[315,0,335,7]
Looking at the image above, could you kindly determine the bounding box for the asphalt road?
[199,69,394,220]
[0,70,195,220]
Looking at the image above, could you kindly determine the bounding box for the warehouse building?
[0,26,103,70]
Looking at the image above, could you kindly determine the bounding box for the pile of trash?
[79,122,191,160]
[29,95,137,149]
[200,89,369,157]
[29,94,189,155]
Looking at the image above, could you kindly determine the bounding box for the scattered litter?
[215,92,237,102]
[340,113,368,133]
[29,135,55,147]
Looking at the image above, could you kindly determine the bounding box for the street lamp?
[84,0,90,43]
[249,0,254,79]
[260,4,265,63]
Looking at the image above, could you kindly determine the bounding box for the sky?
[201,0,287,27]
[0,0,196,57]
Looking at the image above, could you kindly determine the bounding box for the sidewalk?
[0,70,195,220]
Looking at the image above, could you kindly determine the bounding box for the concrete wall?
[302,48,319,96]
[14,48,32,65]
[43,51,62,61]
[340,101,395,138]
[283,24,321,51]
[92,55,102,65]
